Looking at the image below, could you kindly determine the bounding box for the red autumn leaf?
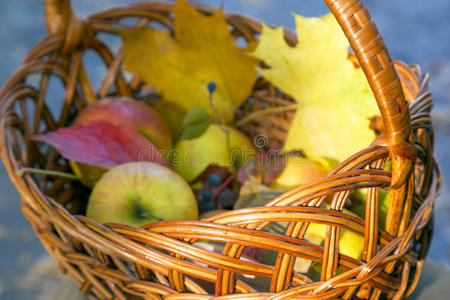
[242,246,264,263]
[237,150,286,185]
[32,121,169,169]
[75,97,172,153]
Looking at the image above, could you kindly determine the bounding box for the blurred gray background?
[0,0,449,299]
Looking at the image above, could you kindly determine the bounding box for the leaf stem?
[209,92,226,125]
[16,168,81,181]
[235,104,297,127]
[208,82,232,155]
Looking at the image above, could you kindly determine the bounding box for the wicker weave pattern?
[0,1,441,299]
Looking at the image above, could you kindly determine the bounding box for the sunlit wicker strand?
[0,0,440,298]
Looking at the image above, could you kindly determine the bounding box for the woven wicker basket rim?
[0,0,442,299]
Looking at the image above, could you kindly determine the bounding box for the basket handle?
[325,0,414,157]
[44,0,414,181]
[324,0,415,194]
[44,0,72,36]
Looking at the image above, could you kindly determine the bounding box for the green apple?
[270,155,328,191]
[76,97,172,154]
[350,161,391,230]
[351,188,390,230]
[234,179,363,272]
[258,216,363,275]
[171,124,256,182]
[303,206,364,260]
[300,209,367,278]
[228,127,257,169]
[86,162,198,227]
[259,209,364,276]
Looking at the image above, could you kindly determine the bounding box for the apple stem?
[140,212,164,222]
[149,214,164,222]
[235,104,297,127]
[16,167,81,181]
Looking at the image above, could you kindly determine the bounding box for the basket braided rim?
[0,0,442,299]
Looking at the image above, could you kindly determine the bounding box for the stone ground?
[0,0,449,299]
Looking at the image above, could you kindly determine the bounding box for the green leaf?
[180,106,212,140]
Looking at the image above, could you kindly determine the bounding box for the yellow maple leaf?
[121,0,258,123]
[251,14,379,164]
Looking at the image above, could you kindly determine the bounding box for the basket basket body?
[0,1,441,299]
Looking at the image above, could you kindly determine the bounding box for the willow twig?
[235,104,297,127]
[208,81,231,155]
[16,167,81,181]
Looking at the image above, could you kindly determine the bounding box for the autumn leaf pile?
[121,0,379,165]
[29,0,389,268]
[22,0,398,282]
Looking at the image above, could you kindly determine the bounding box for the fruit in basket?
[270,155,329,191]
[235,180,364,260]
[251,13,379,163]
[120,0,258,123]
[267,214,364,262]
[304,214,364,260]
[350,161,392,230]
[86,162,198,227]
[351,188,390,230]
[75,97,172,154]
[171,123,256,182]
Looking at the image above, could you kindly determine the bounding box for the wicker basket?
[0,0,442,298]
